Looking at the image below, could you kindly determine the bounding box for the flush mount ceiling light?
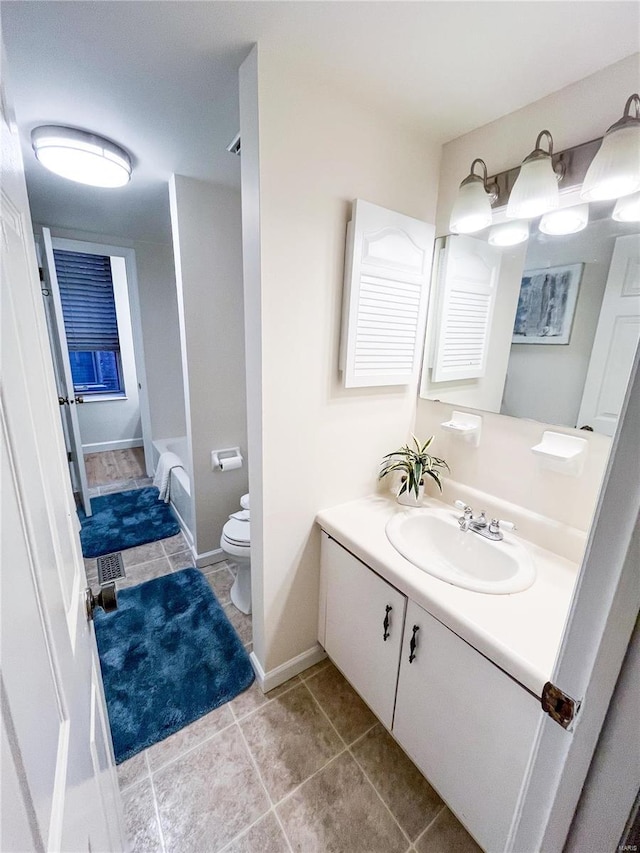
[31,126,132,188]
[506,130,563,220]
[539,203,589,235]
[612,191,640,222]
[449,158,498,235]
[488,220,530,247]
[581,94,640,202]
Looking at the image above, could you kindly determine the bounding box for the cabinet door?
[393,600,540,853]
[321,534,406,729]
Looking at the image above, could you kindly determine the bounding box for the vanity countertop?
[316,494,579,698]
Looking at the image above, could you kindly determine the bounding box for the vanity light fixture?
[506,130,563,220]
[31,126,132,188]
[488,220,529,247]
[581,94,640,202]
[539,203,589,235]
[449,158,498,234]
[612,191,640,222]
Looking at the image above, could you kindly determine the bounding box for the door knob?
[75,395,84,404]
[84,582,118,621]
[58,396,69,406]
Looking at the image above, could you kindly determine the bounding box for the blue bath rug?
[78,486,180,557]
[94,568,254,763]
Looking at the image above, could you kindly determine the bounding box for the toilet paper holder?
[211,447,243,471]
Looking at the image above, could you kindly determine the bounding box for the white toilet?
[220,494,251,614]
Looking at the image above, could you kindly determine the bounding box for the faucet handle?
[454,500,472,515]
[489,518,516,534]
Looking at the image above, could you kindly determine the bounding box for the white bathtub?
[152,436,193,540]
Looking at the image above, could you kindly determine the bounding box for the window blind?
[53,249,120,351]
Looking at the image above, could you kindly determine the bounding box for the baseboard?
[250,644,327,694]
[82,438,144,453]
[195,548,227,570]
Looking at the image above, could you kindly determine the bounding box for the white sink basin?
[385,507,536,594]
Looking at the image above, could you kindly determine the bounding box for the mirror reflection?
[420,199,640,436]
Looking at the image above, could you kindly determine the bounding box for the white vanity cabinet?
[319,531,542,853]
[393,600,540,853]
[321,534,407,729]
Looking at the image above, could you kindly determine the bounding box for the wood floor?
[84,448,146,487]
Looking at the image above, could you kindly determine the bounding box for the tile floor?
[117,656,482,853]
[85,470,480,852]
[113,615,481,852]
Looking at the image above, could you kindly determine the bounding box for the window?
[53,249,125,396]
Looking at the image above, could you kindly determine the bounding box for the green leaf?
[425,469,443,491]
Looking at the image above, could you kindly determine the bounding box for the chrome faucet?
[454,501,515,541]
[457,504,474,531]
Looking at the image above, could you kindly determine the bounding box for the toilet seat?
[222,514,250,546]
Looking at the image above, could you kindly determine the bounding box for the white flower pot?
[396,480,425,507]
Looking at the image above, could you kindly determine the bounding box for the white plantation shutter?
[431,234,502,382]
[340,200,434,387]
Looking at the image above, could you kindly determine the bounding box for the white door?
[1,87,125,851]
[510,347,640,851]
[41,226,93,516]
[321,534,406,728]
[577,233,640,435]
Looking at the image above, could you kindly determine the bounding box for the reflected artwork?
[512,263,583,345]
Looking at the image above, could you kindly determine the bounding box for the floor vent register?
[97,552,126,585]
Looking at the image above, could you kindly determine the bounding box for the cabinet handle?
[383,605,392,641]
[409,625,420,663]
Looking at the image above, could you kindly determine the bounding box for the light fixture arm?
[463,158,498,203]
[623,93,640,119]
[470,158,488,184]
[607,93,640,133]
[535,130,554,156]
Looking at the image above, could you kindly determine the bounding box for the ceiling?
[2,1,638,243]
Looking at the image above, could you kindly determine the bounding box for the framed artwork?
[512,263,583,345]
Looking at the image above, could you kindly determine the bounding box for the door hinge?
[541,681,580,729]
[67,451,73,463]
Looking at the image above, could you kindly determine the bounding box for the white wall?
[415,56,639,540]
[240,47,442,674]
[169,175,248,559]
[133,239,185,442]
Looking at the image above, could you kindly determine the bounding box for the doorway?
[39,229,154,513]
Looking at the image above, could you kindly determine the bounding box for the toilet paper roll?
[219,455,242,471]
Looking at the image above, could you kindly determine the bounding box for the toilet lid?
[240,494,250,510]
[223,515,250,545]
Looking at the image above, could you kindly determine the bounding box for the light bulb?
[539,204,589,235]
[488,221,530,247]
[581,95,640,202]
[450,159,494,234]
[612,191,640,222]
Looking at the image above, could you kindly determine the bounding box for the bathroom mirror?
[419,198,640,436]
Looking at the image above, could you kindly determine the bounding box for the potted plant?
[379,435,449,506]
